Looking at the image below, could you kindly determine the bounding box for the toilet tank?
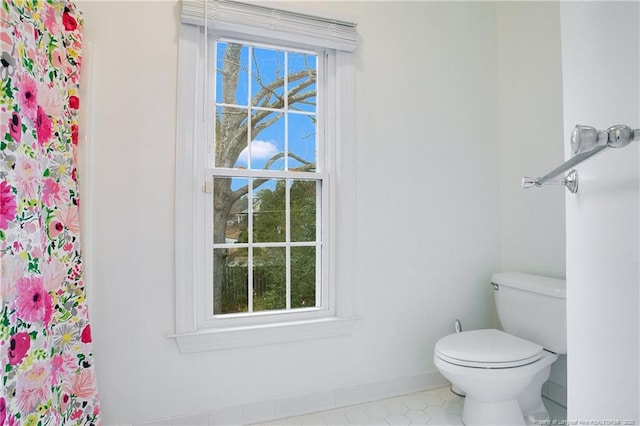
[492,272,566,354]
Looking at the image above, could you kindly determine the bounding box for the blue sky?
[215,41,317,172]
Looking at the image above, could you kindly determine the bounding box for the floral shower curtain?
[0,0,100,424]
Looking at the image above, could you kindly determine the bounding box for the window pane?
[253,247,286,312]
[290,179,316,242]
[216,41,249,106]
[248,111,283,170]
[213,177,249,244]
[288,52,316,113]
[288,113,316,170]
[214,247,249,315]
[251,47,285,108]
[291,246,316,308]
[215,106,249,168]
[253,179,286,243]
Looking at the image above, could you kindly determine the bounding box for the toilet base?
[462,396,525,426]
[434,348,559,426]
[518,363,553,423]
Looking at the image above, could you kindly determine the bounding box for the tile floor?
[256,386,567,426]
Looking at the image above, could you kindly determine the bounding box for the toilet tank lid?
[492,272,565,298]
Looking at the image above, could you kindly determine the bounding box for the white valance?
[181,0,358,52]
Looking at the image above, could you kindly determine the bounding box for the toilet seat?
[435,329,543,368]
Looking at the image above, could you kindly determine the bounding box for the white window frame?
[171,0,358,353]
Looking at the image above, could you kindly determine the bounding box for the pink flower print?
[15,276,47,323]
[15,361,52,413]
[0,28,13,54]
[51,353,75,385]
[60,393,70,412]
[59,204,80,235]
[63,9,78,32]
[69,95,79,110]
[8,332,30,366]
[0,180,16,230]
[31,242,42,259]
[42,255,66,292]
[20,22,35,44]
[70,409,83,421]
[70,264,83,282]
[0,397,5,425]
[15,156,38,199]
[63,242,73,252]
[36,105,53,145]
[48,219,64,238]
[38,82,64,117]
[43,4,60,35]
[51,49,63,68]
[71,123,79,145]
[17,75,38,121]
[8,111,20,142]
[65,368,97,399]
[44,291,53,326]
[81,324,92,343]
[42,178,61,207]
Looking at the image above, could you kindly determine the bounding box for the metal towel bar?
[522,124,639,194]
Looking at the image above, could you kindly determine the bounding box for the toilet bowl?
[434,329,557,425]
[433,273,567,426]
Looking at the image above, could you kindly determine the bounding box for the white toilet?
[434,272,566,426]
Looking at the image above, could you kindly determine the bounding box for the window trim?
[171,8,358,353]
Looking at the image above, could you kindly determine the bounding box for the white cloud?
[237,140,278,164]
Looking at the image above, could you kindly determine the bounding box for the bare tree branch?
[252,69,316,109]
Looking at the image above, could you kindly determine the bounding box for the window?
[172,0,358,352]
[210,41,323,318]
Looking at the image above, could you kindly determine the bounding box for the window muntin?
[208,39,324,318]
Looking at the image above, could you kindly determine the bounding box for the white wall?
[351,0,502,377]
[560,2,640,421]
[496,2,567,405]
[497,2,565,278]
[80,2,504,424]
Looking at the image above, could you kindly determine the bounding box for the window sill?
[168,316,359,353]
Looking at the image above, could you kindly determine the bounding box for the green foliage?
[253,287,285,312]
[2,77,12,99]
[223,180,317,312]
[290,246,315,308]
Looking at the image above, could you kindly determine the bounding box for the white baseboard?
[135,371,449,426]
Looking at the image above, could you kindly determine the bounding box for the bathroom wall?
[496,3,565,279]
[79,2,504,424]
[496,2,567,406]
[560,2,640,421]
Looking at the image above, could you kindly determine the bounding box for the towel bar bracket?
[522,169,578,194]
